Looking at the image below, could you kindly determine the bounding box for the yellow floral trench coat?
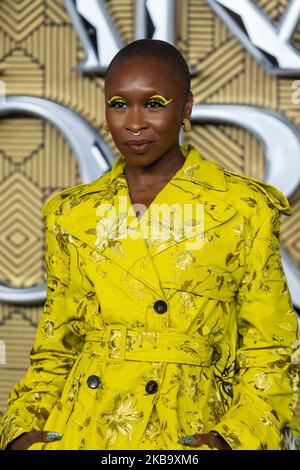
[1,143,300,451]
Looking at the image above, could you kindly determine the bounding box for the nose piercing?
[132,130,141,136]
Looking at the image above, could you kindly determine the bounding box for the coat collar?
[56,144,236,297]
[108,142,228,192]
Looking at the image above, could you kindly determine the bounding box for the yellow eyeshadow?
[106,95,125,105]
[106,95,173,106]
[148,95,173,105]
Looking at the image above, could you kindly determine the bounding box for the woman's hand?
[178,432,231,450]
[6,430,63,450]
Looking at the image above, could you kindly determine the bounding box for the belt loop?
[104,324,127,363]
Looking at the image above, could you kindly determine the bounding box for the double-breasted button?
[145,380,158,394]
[87,375,101,389]
[153,300,167,314]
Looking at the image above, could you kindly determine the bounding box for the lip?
[125,140,154,153]
[124,139,154,146]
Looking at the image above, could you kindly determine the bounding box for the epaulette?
[41,183,86,217]
[223,169,292,216]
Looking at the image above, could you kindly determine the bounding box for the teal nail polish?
[47,432,63,441]
[177,435,195,445]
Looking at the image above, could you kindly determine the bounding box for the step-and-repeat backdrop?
[0,0,299,415]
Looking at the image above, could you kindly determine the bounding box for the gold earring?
[102,120,110,133]
[182,118,191,132]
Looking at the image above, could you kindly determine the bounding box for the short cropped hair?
[105,39,191,100]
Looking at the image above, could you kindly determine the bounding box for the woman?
[1,39,299,450]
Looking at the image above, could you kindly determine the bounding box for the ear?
[183,91,194,119]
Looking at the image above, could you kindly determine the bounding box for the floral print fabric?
[0,143,299,450]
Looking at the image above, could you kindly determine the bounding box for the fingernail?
[177,435,195,445]
[47,432,63,441]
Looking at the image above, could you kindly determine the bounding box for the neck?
[124,144,185,188]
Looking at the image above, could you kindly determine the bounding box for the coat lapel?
[56,177,166,297]
[137,173,236,257]
[131,143,236,256]
[56,144,236,296]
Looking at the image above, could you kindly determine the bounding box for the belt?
[84,324,212,366]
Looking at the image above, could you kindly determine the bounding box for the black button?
[87,375,101,389]
[153,300,167,314]
[145,380,158,394]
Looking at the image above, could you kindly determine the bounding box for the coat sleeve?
[211,193,300,450]
[0,196,87,449]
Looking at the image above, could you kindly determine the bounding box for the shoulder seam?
[223,169,292,215]
[41,183,86,217]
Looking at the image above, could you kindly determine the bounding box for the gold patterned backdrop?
[0,0,299,415]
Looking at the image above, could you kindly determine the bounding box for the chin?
[130,152,161,163]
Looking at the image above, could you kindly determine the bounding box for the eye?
[107,100,127,108]
[146,100,164,108]
[106,98,170,108]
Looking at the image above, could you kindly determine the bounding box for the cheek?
[105,114,124,138]
[105,108,117,124]
[157,116,182,137]
[106,111,129,131]
[150,113,181,133]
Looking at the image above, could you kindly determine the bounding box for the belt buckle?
[104,324,127,363]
